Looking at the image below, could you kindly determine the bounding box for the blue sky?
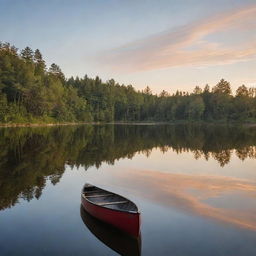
[1,0,256,93]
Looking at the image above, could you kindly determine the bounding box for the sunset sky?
[1,0,256,93]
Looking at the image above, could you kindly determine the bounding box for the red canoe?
[81,183,140,237]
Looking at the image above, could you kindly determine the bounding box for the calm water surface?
[0,124,256,255]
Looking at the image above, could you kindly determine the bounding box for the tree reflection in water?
[0,124,255,210]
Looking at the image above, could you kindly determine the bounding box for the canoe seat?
[86,194,112,198]
[98,200,128,206]
[84,190,102,194]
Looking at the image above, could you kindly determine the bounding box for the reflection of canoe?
[80,206,141,256]
[81,183,140,237]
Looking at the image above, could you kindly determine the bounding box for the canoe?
[80,205,141,256]
[81,183,140,237]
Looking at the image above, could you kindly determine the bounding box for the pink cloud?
[99,4,256,72]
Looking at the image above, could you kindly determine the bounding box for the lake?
[0,124,255,256]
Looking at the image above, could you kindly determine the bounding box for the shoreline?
[0,121,256,128]
[0,122,95,128]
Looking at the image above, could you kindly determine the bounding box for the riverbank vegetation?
[0,42,255,124]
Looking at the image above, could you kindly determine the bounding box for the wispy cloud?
[99,4,256,72]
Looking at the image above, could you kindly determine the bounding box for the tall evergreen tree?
[34,49,46,75]
[21,47,34,61]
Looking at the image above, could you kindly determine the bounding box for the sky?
[0,0,256,93]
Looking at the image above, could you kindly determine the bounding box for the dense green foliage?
[0,124,256,210]
[0,42,255,123]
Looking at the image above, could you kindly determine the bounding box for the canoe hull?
[81,195,140,237]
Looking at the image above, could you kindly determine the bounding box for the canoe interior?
[83,185,138,213]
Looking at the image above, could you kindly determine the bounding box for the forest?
[0,42,256,123]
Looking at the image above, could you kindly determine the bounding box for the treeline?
[1,124,256,210]
[0,42,256,123]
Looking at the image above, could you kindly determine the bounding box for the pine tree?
[212,79,231,95]
[21,47,34,61]
[34,49,46,75]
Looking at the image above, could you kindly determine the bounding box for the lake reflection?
[0,124,256,255]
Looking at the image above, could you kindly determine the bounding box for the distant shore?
[0,121,256,128]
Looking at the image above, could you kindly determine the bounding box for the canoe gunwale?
[81,185,140,214]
